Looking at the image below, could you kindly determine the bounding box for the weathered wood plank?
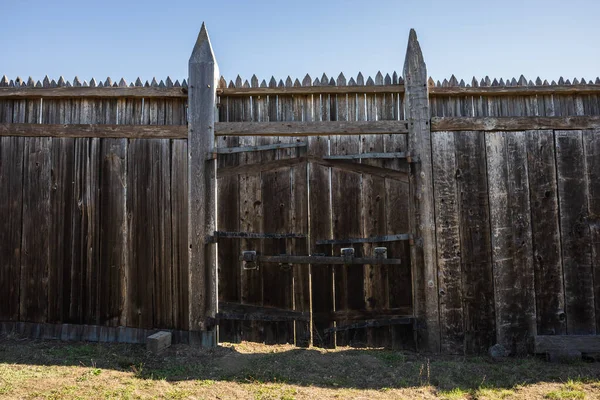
[0,86,187,98]
[20,136,51,323]
[0,123,187,138]
[126,139,154,329]
[215,120,408,136]
[555,130,595,334]
[0,136,24,321]
[454,131,496,353]
[216,112,241,342]
[97,139,128,327]
[188,24,219,343]
[432,131,464,354]
[583,129,600,333]
[48,138,75,323]
[171,140,189,331]
[217,156,409,182]
[308,108,335,347]
[525,130,566,335]
[431,116,600,132]
[486,131,536,354]
[404,29,440,352]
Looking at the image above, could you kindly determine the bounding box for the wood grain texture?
[216,120,408,136]
[0,123,187,138]
[0,135,24,321]
[404,29,440,352]
[432,131,464,354]
[188,24,219,341]
[583,129,600,333]
[431,116,600,132]
[555,130,595,334]
[0,86,186,98]
[454,131,495,354]
[535,335,600,353]
[526,130,566,335]
[486,131,536,354]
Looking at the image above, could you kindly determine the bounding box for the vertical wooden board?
[555,130,595,334]
[432,131,464,354]
[171,139,189,331]
[362,92,389,347]
[290,94,310,347]
[308,93,334,347]
[126,139,154,329]
[455,131,495,353]
[525,130,566,335]
[238,149,264,342]
[99,138,128,327]
[486,131,535,354]
[82,138,101,325]
[291,158,310,346]
[382,93,411,349]
[48,138,75,323]
[583,129,600,333]
[0,136,24,321]
[155,139,173,328]
[331,156,363,346]
[20,137,51,323]
[216,130,241,342]
[261,167,293,344]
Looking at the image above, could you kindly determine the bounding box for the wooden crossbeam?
[316,233,412,245]
[323,152,411,160]
[216,302,309,322]
[214,141,306,154]
[215,121,409,136]
[323,317,414,334]
[0,123,187,139]
[246,255,402,265]
[431,116,600,132]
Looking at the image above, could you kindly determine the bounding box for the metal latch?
[242,250,258,270]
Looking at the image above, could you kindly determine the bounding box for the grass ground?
[1,335,600,399]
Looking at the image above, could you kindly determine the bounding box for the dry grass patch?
[2,336,600,399]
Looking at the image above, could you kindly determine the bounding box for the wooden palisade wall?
[2,27,600,353]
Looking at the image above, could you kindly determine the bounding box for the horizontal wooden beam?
[217,302,309,322]
[430,84,600,96]
[0,321,214,346]
[249,255,402,265]
[324,317,414,334]
[208,231,307,243]
[0,123,187,138]
[217,156,409,183]
[0,86,187,98]
[218,84,405,96]
[214,141,306,154]
[318,307,413,321]
[431,116,600,132]
[316,233,412,245]
[215,121,409,136]
[323,152,410,160]
[534,335,600,353]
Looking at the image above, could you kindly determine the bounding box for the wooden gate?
[213,96,415,347]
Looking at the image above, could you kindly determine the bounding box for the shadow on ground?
[1,335,600,392]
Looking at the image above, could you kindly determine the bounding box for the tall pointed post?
[403,29,440,352]
[188,23,219,346]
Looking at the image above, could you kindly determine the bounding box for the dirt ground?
[1,335,600,399]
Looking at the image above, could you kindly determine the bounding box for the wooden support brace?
[188,23,219,345]
[404,29,441,352]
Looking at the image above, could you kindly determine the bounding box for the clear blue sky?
[2,0,599,86]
